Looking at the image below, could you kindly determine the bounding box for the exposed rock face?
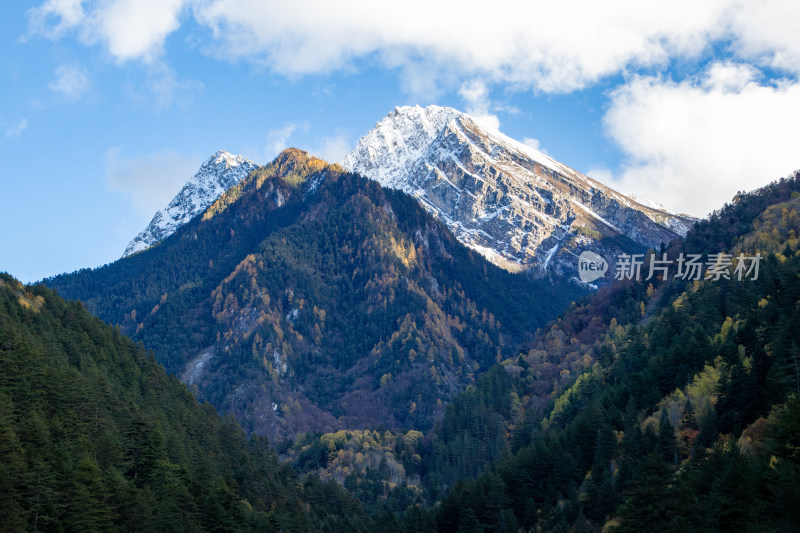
[343,105,695,280]
[123,150,257,257]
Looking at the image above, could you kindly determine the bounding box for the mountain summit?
[123,150,257,257]
[343,105,694,277]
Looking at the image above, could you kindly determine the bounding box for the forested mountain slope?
[408,172,800,531]
[0,274,373,532]
[46,148,586,440]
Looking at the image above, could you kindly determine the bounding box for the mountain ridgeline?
[47,148,586,441]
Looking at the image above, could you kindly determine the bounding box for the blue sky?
[2,1,799,283]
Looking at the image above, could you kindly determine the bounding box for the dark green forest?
[0,274,374,532]
[396,174,800,531]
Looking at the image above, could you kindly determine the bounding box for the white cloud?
[190,0,730,94]
[31,2,200,108]
[29,0,188,63]
[585,166,614,184]
[701,62,761,92]
[603,62,800,217]
[728,0,800,75]
[26,0,85,40]
[459,79,500,131]
[522,137,548,156]
[4,118,29,139]
[308,131,351,164]
[49,64,90,101]
[28,0,800,95]
[106,147,201,218]
[265,123,298,159]
[95,0,186,62]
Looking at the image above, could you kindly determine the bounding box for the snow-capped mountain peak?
[348,106,461,188]
[123,150,257,257]
[343,105,695,278]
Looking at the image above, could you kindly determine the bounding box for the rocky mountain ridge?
[343,105,695,280]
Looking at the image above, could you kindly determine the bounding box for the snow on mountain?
[123,150,257,257]
[343,105,695,278]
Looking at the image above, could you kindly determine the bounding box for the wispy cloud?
[5,118,29,139]
[585,166,614,184]
[106,147,201,218]
[309,130,351,164]
[265,123,298,159]
[125,63,203,110]
[49,63,90,101]
[26,0,85,40]
[458,79,500,132]
[522,137,548,156]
